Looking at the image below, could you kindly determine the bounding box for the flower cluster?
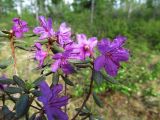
[33,16,98,74]
[12,18,29,38]
[32,16,129,77]
[10,16,130,120]
[10,17,130,77]
[94,36,129,76]
[38,81,68,120]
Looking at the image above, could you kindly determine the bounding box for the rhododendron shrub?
[0,16,129,120]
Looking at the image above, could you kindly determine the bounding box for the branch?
[71,70,94,120]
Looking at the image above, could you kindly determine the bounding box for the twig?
[6,92,16,103]
[64,77,67,113]
[81,114,90,120]
[71,70,94,120]
[30,105,41,111]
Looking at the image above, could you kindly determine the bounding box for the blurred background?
[0,0,160,119]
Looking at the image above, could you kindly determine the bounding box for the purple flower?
[70,34,97,60]
[94,36,129,77]
[0,75,8,90]
[12,18,29,38]
[38,81,68,120]
[56,22,72,47]
[63,42,82,60]
[34,43,47,66]
[51,51,74,74]
[33,16,55,40]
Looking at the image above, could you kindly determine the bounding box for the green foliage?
[33,76,46,87]
[61,75,74,86]
[2,105,16,120]
[13,75,25,88]
[52,72,59,85]
[15,94,30,118]
[0,78,14,84]
[0,57,13,69]
[93,92,103,108]
[4,87,23,94]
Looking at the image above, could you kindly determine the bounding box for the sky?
[16,0,74,14]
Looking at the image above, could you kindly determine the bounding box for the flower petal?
[112,48,129,61]
[47,18,53,29]
[77,34,87,44]
[113,35,127,48]
[39,32,49,40]
[53,53,63,59]
[45,108,55,120]
[51,60,61,72]
[22,27,29,32]
[51,96,68,108]
[94,55,105,71]
[61,63,74,74]
[39,16,47,27]
[51,108,68,120]
[88,37,98,49]
[33,27,44,34]
[58,22,72,46]
[35,50,47,66]
[15,32,23,38]
[98,38,111,54]
[39,81,51,97]
[51,84,63,97]
[104,57,119,77]
[34,43,42,50]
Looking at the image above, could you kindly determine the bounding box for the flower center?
[84,45,89,51]
[106,52,112,57]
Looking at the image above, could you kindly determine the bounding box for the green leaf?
[16,94,30,118]
[33,76,46,87]
[0,64,8,69]
[74,64,91,68]
[0,30,9,37]
[2,105,16,120]
[93,70,104,85]
[25,82,34,90]
[31,90,41,97]
[75,108,88,114]
[4,87,23,94]
[0,57,13,69]
[89,115,94,120]
[93,70,117,85]
[13,75,25,88]
[104,74,118,84]
[93,92,103,108]
[0,78,14,84]
[69,59,91,64]
[1,30,10,34]
[97,71,118,84]
[61,75,74,86]
[51,44,64,53]
[52,73,59,85]
[79,112,89,116]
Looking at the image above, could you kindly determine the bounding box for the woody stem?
[10,33,17,75]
